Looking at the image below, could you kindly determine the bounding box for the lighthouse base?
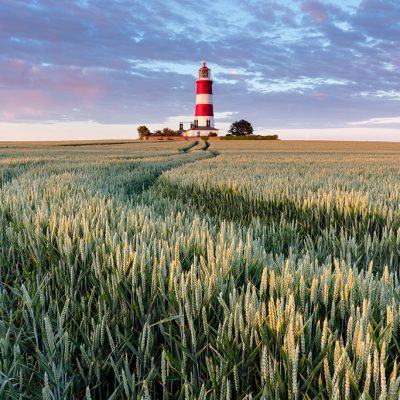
[183,126,219,137]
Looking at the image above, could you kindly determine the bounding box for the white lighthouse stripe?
[196,116,215,127]
[196,94,213,104]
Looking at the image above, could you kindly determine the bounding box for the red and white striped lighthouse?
[183,61,218,137]
[195,61,214,128]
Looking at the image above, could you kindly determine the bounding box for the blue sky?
[0,0,399,140]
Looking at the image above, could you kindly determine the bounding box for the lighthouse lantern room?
[183,61,219,137]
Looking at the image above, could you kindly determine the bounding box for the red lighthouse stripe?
[196,80,213,94]
[195,104,214,116]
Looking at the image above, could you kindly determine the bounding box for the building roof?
[185,126,219,131]
[199,61,209,70]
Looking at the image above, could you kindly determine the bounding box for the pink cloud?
[301,0,328,24]
[23,64,105,99]
[0,89,54,120]
[308,91,329,100]
[0,60,104,97]
[59,68,105,99]
[0,60,106,121]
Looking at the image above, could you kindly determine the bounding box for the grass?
[0,140,400,399]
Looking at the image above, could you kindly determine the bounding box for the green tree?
[162,127,175,136]
[153,130,162,136]
[228,119,254,136]
[137,125,151,138]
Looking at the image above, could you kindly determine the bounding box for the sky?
[0,0,399,141]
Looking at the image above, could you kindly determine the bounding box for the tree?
[162,127,175,136]
[153,130,162,136]
[137,125,150,138]
[228,119,254,136]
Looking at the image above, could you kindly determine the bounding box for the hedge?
[221,135,278,140]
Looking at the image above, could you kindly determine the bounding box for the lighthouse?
[183,61,219,137]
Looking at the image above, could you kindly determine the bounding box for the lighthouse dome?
[199,61,211,79]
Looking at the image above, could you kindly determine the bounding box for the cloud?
[247,76,352,94]
[358,90,400,100]
[0,60,107,121]
[302,0,328,23]
[0,0,399,140]
[348,116,400,126]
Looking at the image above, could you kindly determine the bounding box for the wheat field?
[1,140,400,399]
